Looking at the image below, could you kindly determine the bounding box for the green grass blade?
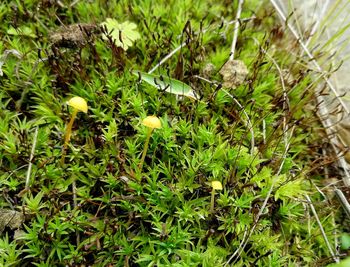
[132,71,198,100]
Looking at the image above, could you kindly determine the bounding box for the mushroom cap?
[211,181,223,190]
[142,116,162,129]
[67,96,88,113]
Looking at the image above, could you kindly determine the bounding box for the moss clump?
[0,0,346,266]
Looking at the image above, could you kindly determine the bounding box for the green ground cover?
[0,0,348,266]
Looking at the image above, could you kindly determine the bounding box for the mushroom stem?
[139,127,153,171]
[64,109,78,148]
[210,189,216,213]
[61,108,78,166]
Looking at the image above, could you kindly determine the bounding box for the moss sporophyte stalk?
[61,96,88,165]
[139,116,162,171]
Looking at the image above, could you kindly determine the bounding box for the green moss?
[0,0,344,266]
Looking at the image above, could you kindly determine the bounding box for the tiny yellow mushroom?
[139,116,162,170]
[61,96,88,165]
[210,180,223,213]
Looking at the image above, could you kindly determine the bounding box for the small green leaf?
[7,26,36,38]
[132,71,198,100]
[341,233,350,250]
[327,257,350,267]
[274,179,304,201]
[101,19,140,50]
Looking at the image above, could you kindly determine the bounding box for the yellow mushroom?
[61,96,88,165]
[142,115,162,129]
[67,96,88,113]
[139,116,162,170]
[210,180,223,213]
